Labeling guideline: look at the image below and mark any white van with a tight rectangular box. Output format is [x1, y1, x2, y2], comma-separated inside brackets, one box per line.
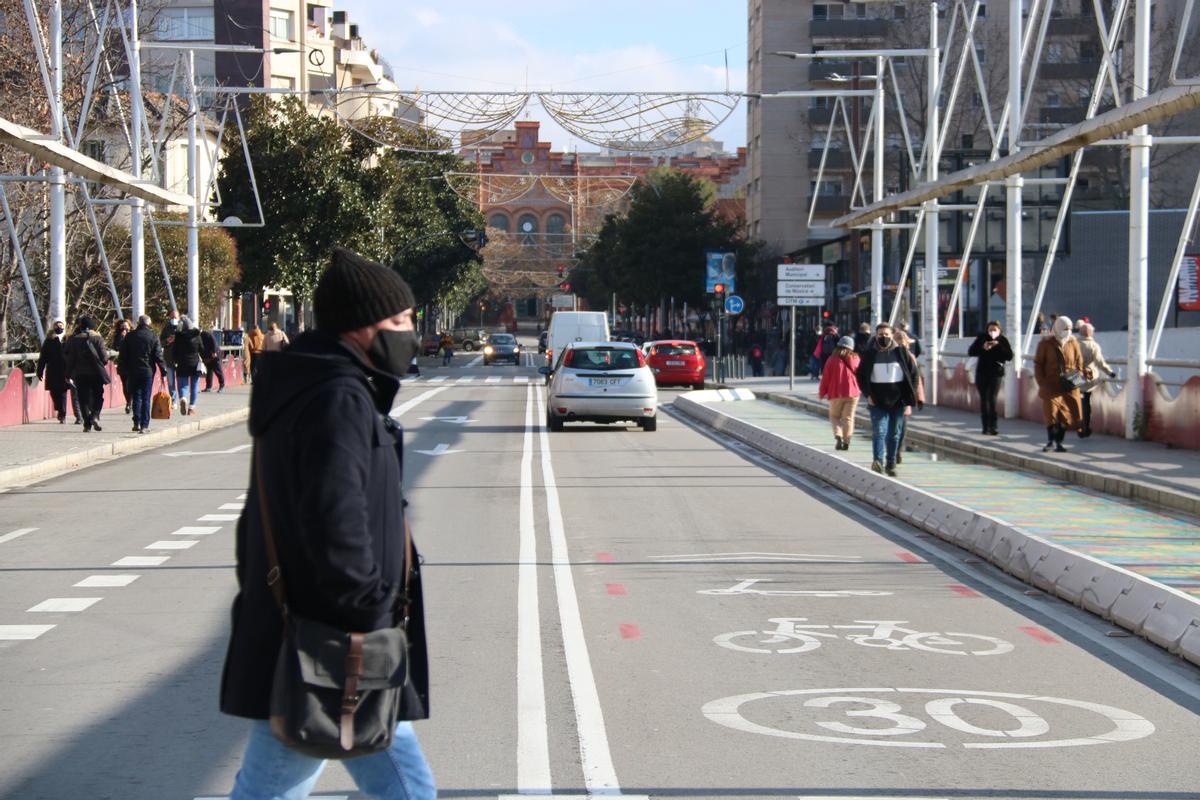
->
[546, 311, 610, 373]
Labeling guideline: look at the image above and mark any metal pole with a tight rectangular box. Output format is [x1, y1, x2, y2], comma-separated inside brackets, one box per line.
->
[186, 50, 200, 321]
[0, 185, 46, 342]
[716, 303, 723, 382]
[871, 55, 885, 327]
[48, 0, 66, 326]
[129, 0, 146, 318]
[923, 2, 940, 404]
[1004, 0, 1024, 419]
[788, 307, 796, 392]
[1126, 0, 1151, 438]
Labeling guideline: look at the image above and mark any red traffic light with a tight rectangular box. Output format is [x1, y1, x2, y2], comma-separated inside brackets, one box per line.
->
[561, 283, 571, 292]
[713, 282, 726, 295]
[557, 264, 565, 275]
[822, 310, 831, 318]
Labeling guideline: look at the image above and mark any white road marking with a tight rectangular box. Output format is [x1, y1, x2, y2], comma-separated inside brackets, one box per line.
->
[112, 555, 170, 567]
[429, 376, 447, 383]
[419, 416, 473, 424]
[486, 376, 501, 384]
[390, 386, 450, 418]
[28, 597, 102, 613]
[74, 575, 139, 588]
[514, 376, 530, 383]
[536, 386, 625, 794]
[198, 514, 239, 522]
[162, 444, 251, 458]
[218, 503, 244, 510]
[650, 551, 864, 563]
[413, 443, 462, 457]
[456, 376, 475, 384]
[0, 527, 38, 545]
[236, 493, 246, 500]
[146, 540, 198, 550]
[517, 384, 551, 793]
[0, 625, 56, 640]
[467, 354, 484, 366]
[172, 526, 221, 536]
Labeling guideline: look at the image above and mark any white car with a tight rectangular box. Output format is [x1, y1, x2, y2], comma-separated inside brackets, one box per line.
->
[540, 341, 658, 432]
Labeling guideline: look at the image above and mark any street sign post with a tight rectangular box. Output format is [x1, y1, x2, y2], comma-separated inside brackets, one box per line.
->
[777, 264, 826, 281]
[777, 297, 824, 307]
[777, 280, 825, 298]
[724, 294, 745, 315]
[775, 266, 825, 392]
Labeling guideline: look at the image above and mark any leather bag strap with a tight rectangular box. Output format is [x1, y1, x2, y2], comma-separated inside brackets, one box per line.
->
[253, 444, 289, 613]
[341, 633, 364, 751]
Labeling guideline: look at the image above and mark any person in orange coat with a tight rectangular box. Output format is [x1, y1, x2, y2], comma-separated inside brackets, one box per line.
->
[1033, 315, 1084, 452]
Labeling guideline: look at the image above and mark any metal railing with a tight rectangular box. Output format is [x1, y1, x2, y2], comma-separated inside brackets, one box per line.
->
[938, 351, 1200, 389]
[711, 355, 749, 383]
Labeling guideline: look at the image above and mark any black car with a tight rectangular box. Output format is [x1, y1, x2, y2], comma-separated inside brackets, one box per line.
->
[483, 333, 521, 365]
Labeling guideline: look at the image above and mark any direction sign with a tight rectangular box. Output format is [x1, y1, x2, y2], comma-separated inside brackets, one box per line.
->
[777, 280, 824, 298]
[778, 264, 826, 281]
[777, 297, 824, 307]
[724, 294, 745, 314]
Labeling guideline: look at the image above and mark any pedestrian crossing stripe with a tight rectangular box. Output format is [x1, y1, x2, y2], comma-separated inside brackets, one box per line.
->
[457, 377, 475, 384]
[0, 624, 55, 640]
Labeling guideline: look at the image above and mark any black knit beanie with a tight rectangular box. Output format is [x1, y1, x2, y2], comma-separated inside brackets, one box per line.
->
[314, 247, 416, 333]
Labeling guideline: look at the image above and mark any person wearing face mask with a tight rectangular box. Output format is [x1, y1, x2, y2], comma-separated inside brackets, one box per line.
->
[36, 320, 73, 424]
[220, 246, 434, 799]
[1033, 315, 1085, 452]
[1076, 321, 1116, 438]
[159, 310, 180, 406]
[856, 322, 919, 476]
[967, 320, 1014, 435]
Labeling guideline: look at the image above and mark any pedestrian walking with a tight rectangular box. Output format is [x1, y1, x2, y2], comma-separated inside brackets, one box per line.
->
[439, 331, 455, 366]
[748, 342, 765, 377]
[1076, 321, 1117, 438]
[36, 320, 74, 424]
[1033, 312, 1048, 334]
[262, 321, 290, 352]
[853, 322, 871, 355]
[1033, 315, 1085, 452]
[770, 344, 786, 377]
[856, 323, 919, 476]
[967, 320, 1014, 435]
[112, 319, 132, 414]
[160, 310, 180, 404]
[119, 315, 168, 433]
[892, 328, 924, 463]
[172, 316, 203, 416]
[220, 246, 434, 799]
[246, 324, 265, 379]
[819, 335, 861, 451]
[201, 326, 226, 393]
[64, 317, 110, 432]
[895, 322, 923, 361]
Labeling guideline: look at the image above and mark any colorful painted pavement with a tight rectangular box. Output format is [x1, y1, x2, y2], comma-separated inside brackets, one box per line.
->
[707, 400, 1200, 598]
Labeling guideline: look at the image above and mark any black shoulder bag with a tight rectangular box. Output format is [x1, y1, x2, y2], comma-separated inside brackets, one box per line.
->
[1056, 343, 1086, 393]
[255, 447, 413, 759]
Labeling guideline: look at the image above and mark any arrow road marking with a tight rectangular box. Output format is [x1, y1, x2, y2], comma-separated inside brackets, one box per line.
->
[0, 528, 38, 545]
[414, 443, 463, 457]
[419, 415, 474, 424]
[162, 444, 251, 458]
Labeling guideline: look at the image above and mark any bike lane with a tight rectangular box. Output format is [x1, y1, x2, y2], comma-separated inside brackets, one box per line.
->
[543, 396, 1200, 799]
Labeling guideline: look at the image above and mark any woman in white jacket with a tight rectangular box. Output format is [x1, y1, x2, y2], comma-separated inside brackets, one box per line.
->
[1076, 322, 1117, 438]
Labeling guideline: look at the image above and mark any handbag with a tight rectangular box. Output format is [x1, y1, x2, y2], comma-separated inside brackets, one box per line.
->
[255, 447, 413, 760]
[1056, 346, 1086, 393]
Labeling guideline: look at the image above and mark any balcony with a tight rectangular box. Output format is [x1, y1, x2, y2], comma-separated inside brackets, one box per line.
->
[1039, 105, 1088, 125]
[1041, 61, 1099, 80]
[808, 150, 852, 169]
[808, 195, 852, 216]
[1047, 16, 1094, 36]
[806, 61, 883, 83]
[810, 18, 891, 40]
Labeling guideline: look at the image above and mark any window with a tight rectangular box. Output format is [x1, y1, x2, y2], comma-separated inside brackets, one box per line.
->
[157, 7, 214, 40]
[82, 140, 105, 164]
[972, 92, 983, 108]
[269, 10, 294, 41]
[853, 3, 867, 17]
[1047, 43, 1064, 63]
[961, 134, 975, 149]
[1045, 92, 1061, 107]
[813, 4, 828, 19]
[893, 4, 906, 19]
[271, 75, 295, 90]
[488, 213, 509, 232]
[976, 46, 986, 64]
[546, 214, 566, 235]
[977, 2, 987, 16]
[811, 179, 841, 196]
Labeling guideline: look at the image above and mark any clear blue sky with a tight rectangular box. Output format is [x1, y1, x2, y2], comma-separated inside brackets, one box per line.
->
[332, 1, 748, 151]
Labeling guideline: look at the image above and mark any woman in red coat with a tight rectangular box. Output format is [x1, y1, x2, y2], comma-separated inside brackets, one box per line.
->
[818, 336, 861, 450]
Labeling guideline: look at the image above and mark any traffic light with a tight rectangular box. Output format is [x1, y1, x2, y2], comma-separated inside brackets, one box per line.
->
[822, 310, 831, 319]
[713, 282, 726, 298]
[557, 264, 565, 276]
[560, 283, 571, 293]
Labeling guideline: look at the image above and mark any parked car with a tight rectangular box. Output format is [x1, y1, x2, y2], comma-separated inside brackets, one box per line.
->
[645, 340, 706, 390]
[420, 333, 441, 356]
[538, 330, 549, 354]
[451, 328, 487, 351]
[483, 333, 521, 365]
[540, 341, 658, 432]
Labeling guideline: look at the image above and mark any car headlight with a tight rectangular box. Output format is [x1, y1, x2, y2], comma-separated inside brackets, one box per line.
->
[484, 346, 494, 354]
[513, 346, 520, 353]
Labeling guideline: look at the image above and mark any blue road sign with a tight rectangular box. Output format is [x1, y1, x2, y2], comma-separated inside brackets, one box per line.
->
[725, 294, 745, 314]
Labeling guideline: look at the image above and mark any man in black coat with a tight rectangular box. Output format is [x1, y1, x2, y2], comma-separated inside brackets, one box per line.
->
[200, 327, 225, 393]
[63, 317, 110, 432]
[119, 315, 167, 433]
[36, 320, 72, 423]
[220, 247, 434, 798]
[856, 322, 919, 475]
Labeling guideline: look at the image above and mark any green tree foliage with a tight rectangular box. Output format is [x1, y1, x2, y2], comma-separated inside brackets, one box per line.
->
[216, 98, 483, 311]
[577, 169, 760, 310]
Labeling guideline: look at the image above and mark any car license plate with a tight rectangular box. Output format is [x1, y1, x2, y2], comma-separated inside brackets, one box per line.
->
[666, 360, 685, 366]
[589, 377, 623, 387]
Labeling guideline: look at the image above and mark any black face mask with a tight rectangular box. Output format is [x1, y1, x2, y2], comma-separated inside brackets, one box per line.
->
[367, 329, 419, 377]
[878, 335, 892, 347]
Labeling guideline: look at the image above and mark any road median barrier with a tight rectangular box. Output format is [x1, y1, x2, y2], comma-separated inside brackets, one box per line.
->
[672, 392, 1200, 667]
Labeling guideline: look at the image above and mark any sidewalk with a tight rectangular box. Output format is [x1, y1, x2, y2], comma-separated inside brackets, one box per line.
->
[0, 386, 250, 490]
[717, 375, 1200, 517]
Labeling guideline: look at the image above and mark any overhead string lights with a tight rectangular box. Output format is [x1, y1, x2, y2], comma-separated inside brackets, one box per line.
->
[444, 173, 638, 208]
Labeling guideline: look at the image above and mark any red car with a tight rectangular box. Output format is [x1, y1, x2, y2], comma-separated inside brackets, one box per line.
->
[645, 340, 706, 390]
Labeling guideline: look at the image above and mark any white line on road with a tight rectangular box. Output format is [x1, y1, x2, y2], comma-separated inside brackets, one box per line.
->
[429, 376, 447, 383]
[112, 555, 170, 567]
[514, 376, 530, 383]
[218, 503, 244, 510]
[0, 527, 38, 545]
[413, 443, 463, 457]
[162, 444, 251, 458]
[467, 354, 484, 367]
[74, 575, 139, 588]
[486, 376, 501, 384]
[146, 540, 198, 550]
[172, 526, 222, 536]
[391, 386, 450, 418]
[536, 386, 625, 794]
[456, 376, 475, 384]
[236, 493, 246, 500]
[28, 597, 102, 613]
[0, 625, 55, 640]
[517, 384, 551, 793]
[198, 514, 239, 522]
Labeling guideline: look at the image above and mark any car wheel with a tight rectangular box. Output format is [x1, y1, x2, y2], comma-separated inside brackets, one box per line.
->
[639, 416, 657, 432]
[692, 383, 705, 391]
[547, 409, 564, 432]
[463, 342, 474, 351]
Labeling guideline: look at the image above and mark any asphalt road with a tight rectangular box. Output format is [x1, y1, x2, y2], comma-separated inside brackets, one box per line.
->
[1, 351, 1199, 799]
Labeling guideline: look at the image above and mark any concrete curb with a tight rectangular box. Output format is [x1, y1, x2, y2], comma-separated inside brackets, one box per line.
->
[762, 391, 1200, 519]
[0, 407, 249, 491]
[673, 393, 1200, 667]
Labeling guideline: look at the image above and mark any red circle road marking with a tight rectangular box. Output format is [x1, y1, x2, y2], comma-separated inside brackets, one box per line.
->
[896, 551, 923, 563]
[947, 584, 982, 597]
[619, 623, 641, 639]
[1019, 625, 1062, 644]
[606, 583, 627, 596]
[595, 552, 614, 563]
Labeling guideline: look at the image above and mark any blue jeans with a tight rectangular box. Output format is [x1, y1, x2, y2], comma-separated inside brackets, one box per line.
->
[869, 404, 906, 465]
[130, 374, 154, 429]
[231, 720, 435, 800]
[177, 370, 200, 406]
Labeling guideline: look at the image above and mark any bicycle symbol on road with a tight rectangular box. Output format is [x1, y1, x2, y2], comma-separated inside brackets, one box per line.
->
[714, 617, 1014, 656]
[697, 579, 893, 599]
